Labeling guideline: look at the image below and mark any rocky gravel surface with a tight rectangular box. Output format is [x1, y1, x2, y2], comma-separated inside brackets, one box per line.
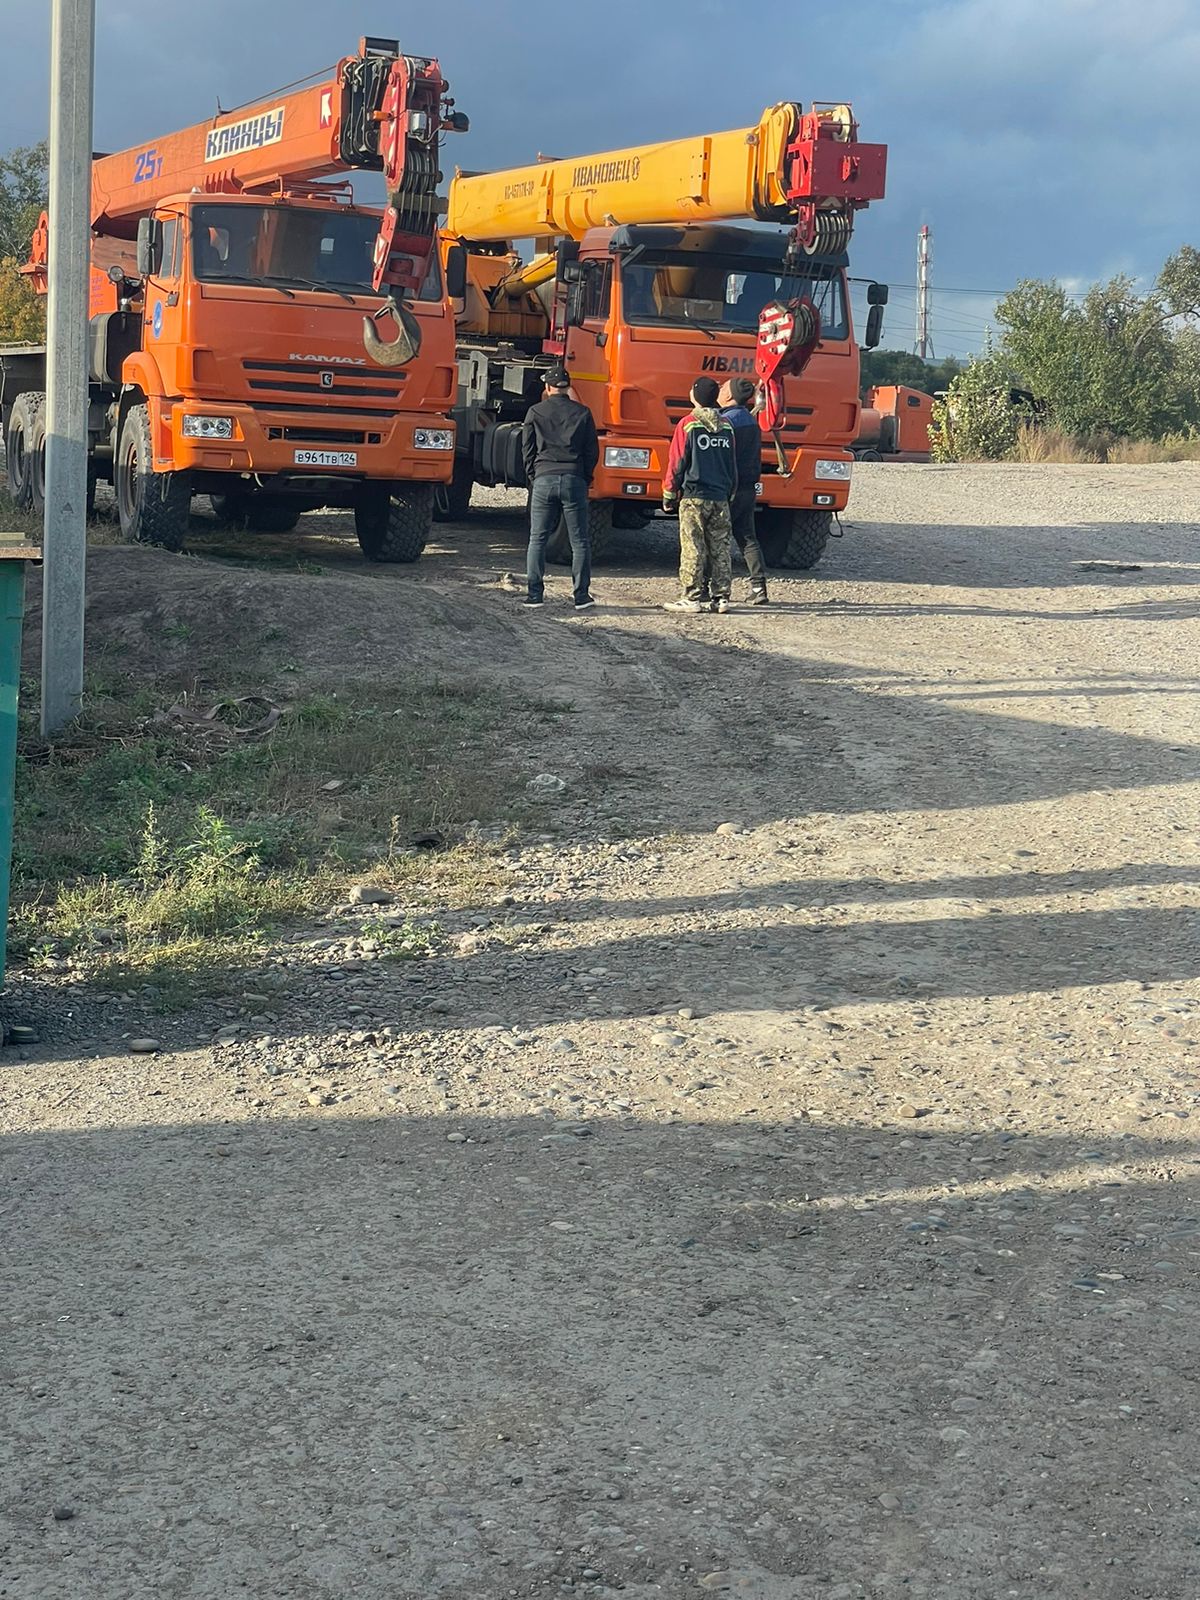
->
[3, 463, 1200, 1598]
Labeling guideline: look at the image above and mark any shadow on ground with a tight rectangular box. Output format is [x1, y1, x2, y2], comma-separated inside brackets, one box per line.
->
[3, 1110, 1197, 1599]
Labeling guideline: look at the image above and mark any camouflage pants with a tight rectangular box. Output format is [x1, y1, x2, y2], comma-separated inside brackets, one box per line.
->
[678, 498, 733, 602]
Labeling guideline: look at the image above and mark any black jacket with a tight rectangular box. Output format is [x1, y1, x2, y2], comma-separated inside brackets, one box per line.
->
[522, 394, 600, 484]
[721, 404, 762, 500]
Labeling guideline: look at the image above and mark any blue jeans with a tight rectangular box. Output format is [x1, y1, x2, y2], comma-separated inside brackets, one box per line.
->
[527, 473, 591, 602]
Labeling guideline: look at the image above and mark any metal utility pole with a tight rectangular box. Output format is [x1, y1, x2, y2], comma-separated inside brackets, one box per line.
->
[41, 0, 96, 736]
[914, 224, 934, 361]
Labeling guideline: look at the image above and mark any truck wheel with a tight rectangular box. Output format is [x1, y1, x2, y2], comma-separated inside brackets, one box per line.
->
[6, 392, 47, 514]
[355, 482, 431, 563]
[432, 457, 474, 522]
[612, 501, 654, 530]
[757, 507, 831, 570]
[116, 403, 190, 551]
[210, 493, 301, 534]
[547, 497, 614, 565]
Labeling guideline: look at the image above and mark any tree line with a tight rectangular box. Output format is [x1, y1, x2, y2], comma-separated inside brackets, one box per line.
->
[0, 141, 47, 343]
[932, 247, 1200, 460]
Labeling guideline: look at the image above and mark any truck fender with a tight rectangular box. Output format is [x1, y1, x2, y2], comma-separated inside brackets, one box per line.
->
[115, 352, 172, 464]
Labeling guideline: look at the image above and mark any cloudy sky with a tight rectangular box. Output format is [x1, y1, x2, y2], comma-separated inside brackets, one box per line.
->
[5, 0, 1199, 355]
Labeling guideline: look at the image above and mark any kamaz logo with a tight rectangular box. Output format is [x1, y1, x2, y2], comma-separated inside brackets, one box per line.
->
[288, 353, 367, 366]
[205, 107, 286, 163]
[572, 156, 641, 187]
[701, 355, 757, 373]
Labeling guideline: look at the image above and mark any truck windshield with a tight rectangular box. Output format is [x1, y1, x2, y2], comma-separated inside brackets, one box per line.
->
[190, 203, 441, 300]
[621, 252, 848, 341]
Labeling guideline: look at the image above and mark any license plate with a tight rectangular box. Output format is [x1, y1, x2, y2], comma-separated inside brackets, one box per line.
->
[294, 449, 357, 468]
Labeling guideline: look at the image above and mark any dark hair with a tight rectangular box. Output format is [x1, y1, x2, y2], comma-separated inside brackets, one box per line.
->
[692, 377, 720, 407]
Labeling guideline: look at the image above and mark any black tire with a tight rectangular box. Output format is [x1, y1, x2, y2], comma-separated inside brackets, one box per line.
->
[209, 493, 300, 533]
[247, 498, 301, 534]
[611, 501, 655, 531]
[432, 457, 474, 522]
[116, 403, 190, 550]
[6, 392, 46, 513]
[757, 507, 831, 570]
[355, 482, 432, 563]
[547, 496, 614, 566]
[209, 493, 249, 529]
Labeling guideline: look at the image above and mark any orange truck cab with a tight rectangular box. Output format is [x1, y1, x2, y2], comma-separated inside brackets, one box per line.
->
[854, 384, 933, 461]
[113, 192, 455, 547]
[449, 223, 882, 570]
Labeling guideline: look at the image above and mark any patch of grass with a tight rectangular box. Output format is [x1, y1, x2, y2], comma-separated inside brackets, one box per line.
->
[12, 673, 523, 1001]
[0, 490, 40, 542]
[1011, 424, 1102, 464]
[359, 915, 441, 959]
[1106, 432, 1200, 464]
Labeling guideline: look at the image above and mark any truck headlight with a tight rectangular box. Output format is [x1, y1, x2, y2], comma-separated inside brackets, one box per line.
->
[814, 458, 852, 480]
[605, 446, 651, 469]
[181, 415, 234, 440]
[414, 428, 454, 450]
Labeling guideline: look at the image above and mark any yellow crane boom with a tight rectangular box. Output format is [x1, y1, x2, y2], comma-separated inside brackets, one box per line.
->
[446, 103, 886, 255]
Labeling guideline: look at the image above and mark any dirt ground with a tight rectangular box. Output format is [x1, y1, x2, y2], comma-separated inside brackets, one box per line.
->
[3, 463, 1200, 1599]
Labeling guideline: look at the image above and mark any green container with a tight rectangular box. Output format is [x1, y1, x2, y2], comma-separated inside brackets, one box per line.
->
[0, 544, 40, 984]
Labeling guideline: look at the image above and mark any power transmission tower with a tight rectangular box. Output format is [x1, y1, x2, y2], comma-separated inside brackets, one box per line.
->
[914, 225, 934, 361]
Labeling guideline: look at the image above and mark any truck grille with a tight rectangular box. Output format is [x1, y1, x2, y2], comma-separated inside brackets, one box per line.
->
[242, 359, 406, 401]
[265, 425, 380, 446]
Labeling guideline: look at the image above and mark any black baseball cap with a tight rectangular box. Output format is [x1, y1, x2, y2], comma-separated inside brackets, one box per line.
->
[544, 366, 571, 389]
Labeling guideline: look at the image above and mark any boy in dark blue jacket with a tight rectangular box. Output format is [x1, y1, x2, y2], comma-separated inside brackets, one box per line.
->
[662, 377, 737, 612]
[719, 377, 769, 604]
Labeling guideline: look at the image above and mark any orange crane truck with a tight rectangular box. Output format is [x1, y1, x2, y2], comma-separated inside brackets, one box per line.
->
[439, 103, 887, 569]
[0, 37, 470, 561]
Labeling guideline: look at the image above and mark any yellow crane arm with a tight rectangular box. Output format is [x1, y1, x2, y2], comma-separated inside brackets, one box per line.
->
[445, 103, 885, 251]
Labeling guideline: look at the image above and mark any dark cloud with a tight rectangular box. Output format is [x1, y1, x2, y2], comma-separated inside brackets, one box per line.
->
[5, 0, 1197, 354]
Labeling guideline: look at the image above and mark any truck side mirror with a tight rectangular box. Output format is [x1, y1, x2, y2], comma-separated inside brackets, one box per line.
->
[561, 261, 585, 285]
[136, 216, 163, 277]
[445, 242, 467, 300]
[867, 282, 889, 306]
[556, 237, 580, 276]
[865, 304, 885, 348]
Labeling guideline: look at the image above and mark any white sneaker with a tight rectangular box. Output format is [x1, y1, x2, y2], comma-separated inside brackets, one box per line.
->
[663, 598, 702, 613]
[713, 597, 731, 614]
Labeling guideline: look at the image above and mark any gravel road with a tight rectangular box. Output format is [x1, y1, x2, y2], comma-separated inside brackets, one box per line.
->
[3, 463, 1199, 1599]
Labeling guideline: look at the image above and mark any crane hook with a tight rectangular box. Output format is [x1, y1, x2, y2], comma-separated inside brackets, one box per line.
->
[362, 299, 422, 367]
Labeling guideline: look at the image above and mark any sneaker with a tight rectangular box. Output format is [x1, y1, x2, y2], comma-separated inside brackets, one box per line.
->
[713, 597, 731, 614]
[663, 598, 702, 613]
[574, 595, 597, 610]
[750, 588, 770, 606]
[523, 594, 544, 607]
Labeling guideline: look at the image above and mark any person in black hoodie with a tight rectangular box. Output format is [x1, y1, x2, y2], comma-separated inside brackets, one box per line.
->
[521, 367, 600, 609]
[719, 376, 769, 605]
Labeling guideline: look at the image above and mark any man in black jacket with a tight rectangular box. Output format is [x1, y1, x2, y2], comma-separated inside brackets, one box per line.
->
[719, 376, 769, 605]
[522, 368, 600, 609]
